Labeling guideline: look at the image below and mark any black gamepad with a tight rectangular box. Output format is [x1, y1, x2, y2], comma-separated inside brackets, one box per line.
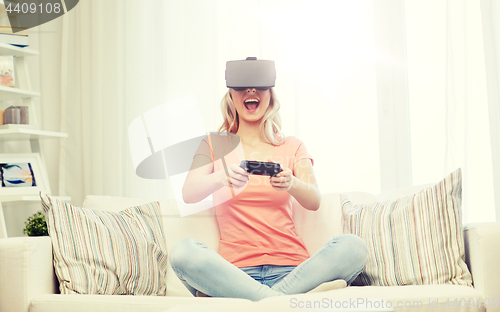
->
[240, 160, 283, 177]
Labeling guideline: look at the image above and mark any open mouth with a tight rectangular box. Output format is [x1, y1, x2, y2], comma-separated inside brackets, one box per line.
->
[244, 98, 260, 112]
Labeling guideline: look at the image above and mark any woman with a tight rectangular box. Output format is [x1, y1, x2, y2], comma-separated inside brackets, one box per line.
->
[169, 59, 367, 301]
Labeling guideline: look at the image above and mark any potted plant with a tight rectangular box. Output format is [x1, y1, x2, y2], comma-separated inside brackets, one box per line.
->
[23, 211, 48, 236]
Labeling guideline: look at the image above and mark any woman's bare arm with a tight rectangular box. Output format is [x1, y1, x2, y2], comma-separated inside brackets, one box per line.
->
[271, 158, 320, 210]
[182, 155, 225, 204]
[182, 155, 249, 204]
[290, 158, 321, 210]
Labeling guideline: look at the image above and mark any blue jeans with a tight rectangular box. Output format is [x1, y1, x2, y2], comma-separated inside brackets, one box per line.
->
[169, 234, 367, 301]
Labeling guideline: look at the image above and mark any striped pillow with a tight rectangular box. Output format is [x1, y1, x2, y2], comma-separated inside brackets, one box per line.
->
[341, 168, 472, 286]
[40, 192, 168, 295]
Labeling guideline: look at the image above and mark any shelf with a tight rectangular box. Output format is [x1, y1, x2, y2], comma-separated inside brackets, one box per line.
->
[0, 42, 38, 57]
[0, 195, 71, 203]
[0, 128, 68, 140]
[0, 85, 40, 101]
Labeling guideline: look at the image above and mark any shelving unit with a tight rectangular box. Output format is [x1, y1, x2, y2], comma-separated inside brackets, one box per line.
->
[0, 41, 69, 238]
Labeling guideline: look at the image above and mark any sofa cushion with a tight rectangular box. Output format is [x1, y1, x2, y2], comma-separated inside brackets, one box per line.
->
[82, 195, 220, 297]
[290, 184, 435, 257]
[341, 168, 472, 287]
[40, 193, 168, 295]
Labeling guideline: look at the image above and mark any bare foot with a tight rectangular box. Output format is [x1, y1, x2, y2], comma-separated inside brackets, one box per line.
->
[196, 290, 211, 297]
[307, 279, 347, 293]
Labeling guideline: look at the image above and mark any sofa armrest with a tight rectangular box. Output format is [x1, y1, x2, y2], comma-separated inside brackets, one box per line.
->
[464, 222, 500, 301]
[0, 237, 58, 312]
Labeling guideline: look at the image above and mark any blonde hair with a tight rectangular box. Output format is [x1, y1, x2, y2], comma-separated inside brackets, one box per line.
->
[218, 88, 285, 145]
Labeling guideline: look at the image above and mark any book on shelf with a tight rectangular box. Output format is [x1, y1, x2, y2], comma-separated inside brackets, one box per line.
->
[0, 26, 28, 36]
[0, 33, 28, 47]
[0, 26, 28, 47]
[0, 55, 15, 87]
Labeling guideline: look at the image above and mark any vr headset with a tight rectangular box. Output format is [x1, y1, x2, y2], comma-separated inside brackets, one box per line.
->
[225, 57, 276, 91]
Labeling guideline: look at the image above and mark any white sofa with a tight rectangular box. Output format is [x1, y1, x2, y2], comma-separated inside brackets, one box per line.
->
[1, 183, 499, 312]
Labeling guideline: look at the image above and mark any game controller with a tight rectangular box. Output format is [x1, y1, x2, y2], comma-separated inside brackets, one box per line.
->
[240, 160, 283, 177]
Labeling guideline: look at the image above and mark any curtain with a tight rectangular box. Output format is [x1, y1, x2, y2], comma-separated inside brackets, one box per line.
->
[405, 0, 497, 223]
[479, 0, 500, 222]
[59, 0, 171, 205]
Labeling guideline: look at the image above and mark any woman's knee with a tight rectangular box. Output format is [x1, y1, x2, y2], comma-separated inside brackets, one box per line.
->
[168, 238, 203, 269]
[332, 234, 368, 267]
[345, 234, 368, 267]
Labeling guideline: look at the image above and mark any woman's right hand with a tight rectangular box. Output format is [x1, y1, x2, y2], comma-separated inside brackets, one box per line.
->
[224, 164, 250, 189]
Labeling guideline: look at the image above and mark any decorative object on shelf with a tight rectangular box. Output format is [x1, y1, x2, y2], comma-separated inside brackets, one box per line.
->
[0, 153, 48, 196]
[23, 210, 48, 236]
[3, 105, 27, 124]
[0, 55, 15, 87]
[4, 105, 20, 123]
[18, 105, 28, 123]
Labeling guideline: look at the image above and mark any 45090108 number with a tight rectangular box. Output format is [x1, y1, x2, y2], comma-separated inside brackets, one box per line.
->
[6, 2, 62, 14]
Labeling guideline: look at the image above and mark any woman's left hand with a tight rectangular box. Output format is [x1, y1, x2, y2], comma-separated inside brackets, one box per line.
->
[270, 167, 294, 192]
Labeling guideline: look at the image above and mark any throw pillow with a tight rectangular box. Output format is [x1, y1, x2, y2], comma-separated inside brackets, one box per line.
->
[341, 168, 472, 287]
[40, 192, 168, 295]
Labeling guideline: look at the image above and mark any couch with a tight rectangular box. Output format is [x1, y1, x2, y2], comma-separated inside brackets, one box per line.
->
[0, 182, 499, 312]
